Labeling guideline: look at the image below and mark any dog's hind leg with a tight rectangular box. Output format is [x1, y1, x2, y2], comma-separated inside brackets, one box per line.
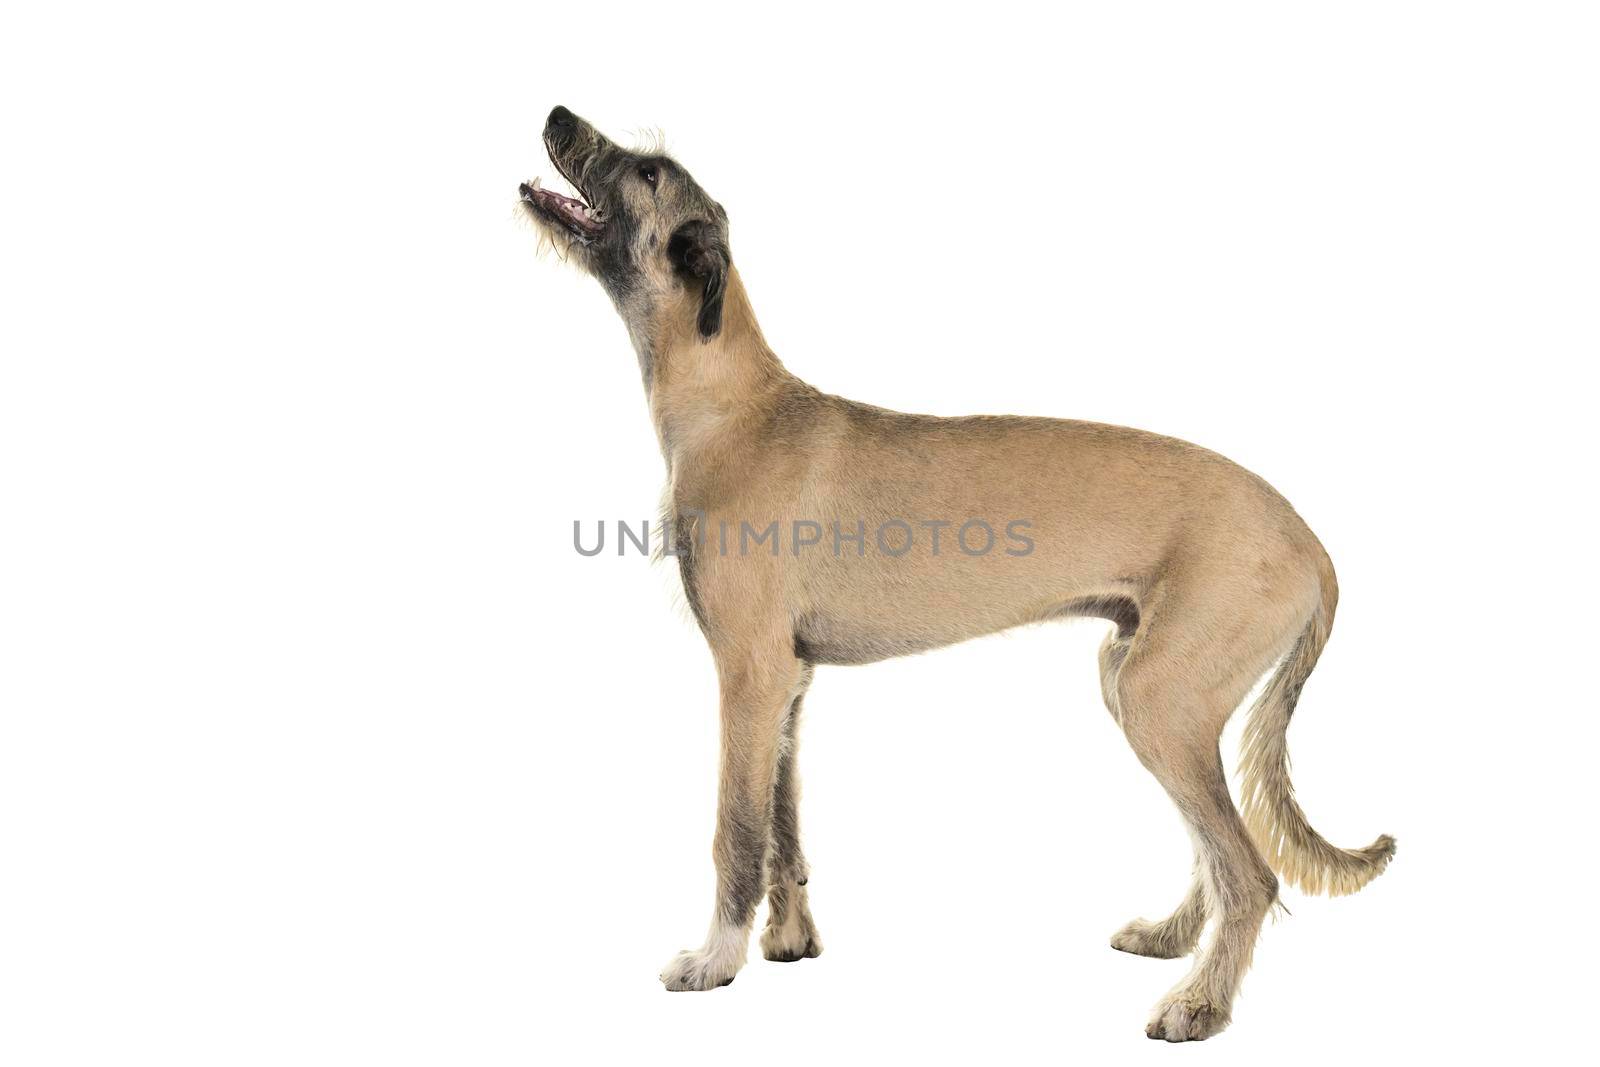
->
[1100, 630, 1210, 959]
[760, 674, 823, 963]
[1112, 577, 1308, 1041]
[660, 633, 807, 992]
[1103, 644, 1210, 961]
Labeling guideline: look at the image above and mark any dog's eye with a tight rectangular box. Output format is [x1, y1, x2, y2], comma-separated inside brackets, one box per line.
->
[639, 164, 658, 185]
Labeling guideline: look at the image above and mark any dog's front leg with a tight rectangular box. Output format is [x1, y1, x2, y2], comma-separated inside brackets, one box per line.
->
[660, 638, 806, 991]
[760, 673, 823, 963]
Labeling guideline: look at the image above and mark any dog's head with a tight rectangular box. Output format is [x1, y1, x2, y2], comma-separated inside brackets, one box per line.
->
[520, 106, 730, 342]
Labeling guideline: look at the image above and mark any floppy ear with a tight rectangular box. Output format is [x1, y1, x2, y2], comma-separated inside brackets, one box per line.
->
[667, 220, 729, 340]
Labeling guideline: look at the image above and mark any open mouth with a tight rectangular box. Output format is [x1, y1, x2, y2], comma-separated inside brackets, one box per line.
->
[519, 149, 605, 243]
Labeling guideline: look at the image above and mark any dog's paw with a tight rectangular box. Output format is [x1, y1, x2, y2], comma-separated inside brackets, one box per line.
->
[1144, 994, 1230, 1042]
[760, 922, 822, 963]
[1110, 918, 1193, 959]
[760, 881, 823, 963]
[659, 948, 740, 992]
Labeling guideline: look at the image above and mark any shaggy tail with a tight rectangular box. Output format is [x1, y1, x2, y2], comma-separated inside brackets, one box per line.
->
[1238, 557, 1396, 896]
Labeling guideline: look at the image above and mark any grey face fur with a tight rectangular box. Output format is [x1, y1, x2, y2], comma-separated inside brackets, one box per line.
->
[520, 106, 730, 382]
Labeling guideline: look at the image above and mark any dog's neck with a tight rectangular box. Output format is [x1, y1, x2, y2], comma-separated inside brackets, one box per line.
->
[643, 268, 795, 482]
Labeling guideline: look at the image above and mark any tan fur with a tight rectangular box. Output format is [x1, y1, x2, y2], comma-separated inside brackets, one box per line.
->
[1238, 564, 1397, 896]
[522, 108, 1394, 1040]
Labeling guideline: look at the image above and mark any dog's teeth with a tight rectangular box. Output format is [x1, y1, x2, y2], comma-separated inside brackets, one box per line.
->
[530, 176, 542, 189]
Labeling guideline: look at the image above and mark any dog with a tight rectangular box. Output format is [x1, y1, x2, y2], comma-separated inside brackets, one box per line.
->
[519, 105, 1394, 1041]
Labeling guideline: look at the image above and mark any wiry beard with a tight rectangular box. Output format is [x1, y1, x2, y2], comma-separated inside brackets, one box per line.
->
[515, 198, 595, 272]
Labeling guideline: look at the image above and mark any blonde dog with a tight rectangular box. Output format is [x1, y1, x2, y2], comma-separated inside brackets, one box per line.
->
[519, 105, 1394, 1041]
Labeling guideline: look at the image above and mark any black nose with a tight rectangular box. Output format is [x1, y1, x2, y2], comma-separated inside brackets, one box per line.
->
[546, 106, 576, 137]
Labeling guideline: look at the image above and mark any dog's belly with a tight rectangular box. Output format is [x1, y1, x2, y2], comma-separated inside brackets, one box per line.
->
[791, 592, 1139, 667]
[791, 613, 958, 666]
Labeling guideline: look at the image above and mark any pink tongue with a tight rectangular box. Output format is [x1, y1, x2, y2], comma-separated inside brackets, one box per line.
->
[531, 185, 601, 232]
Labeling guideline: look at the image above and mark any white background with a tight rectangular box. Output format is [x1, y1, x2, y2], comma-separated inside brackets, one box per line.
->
[3, 2, 1596, 1063]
